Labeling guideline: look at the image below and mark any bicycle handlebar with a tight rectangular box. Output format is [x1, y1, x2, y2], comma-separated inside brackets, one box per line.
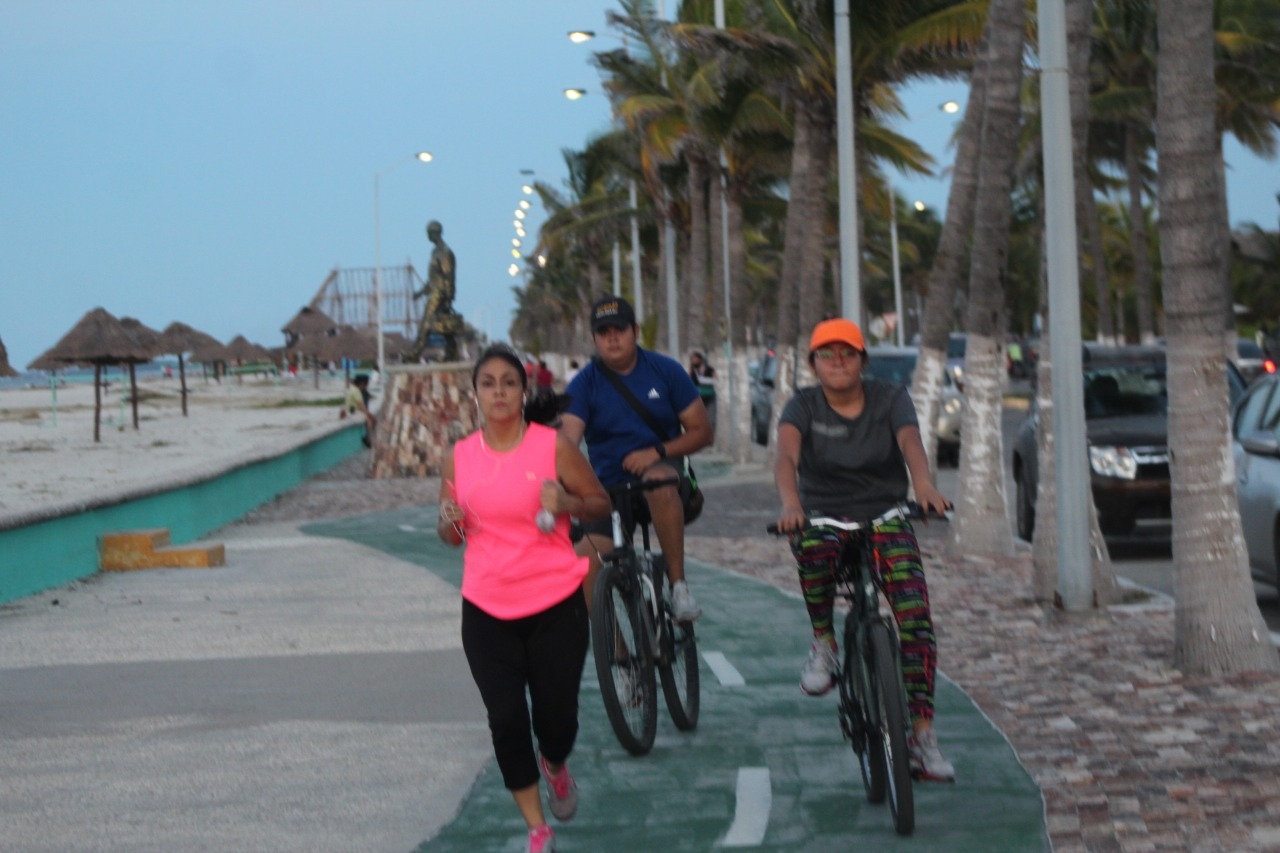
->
[765, 501, 951, 535]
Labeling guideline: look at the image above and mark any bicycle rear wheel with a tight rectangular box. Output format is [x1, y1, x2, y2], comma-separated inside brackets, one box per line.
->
[869, 620, 914, 835]
[591, 557, 658, 756]
[841, 619, 886, 804]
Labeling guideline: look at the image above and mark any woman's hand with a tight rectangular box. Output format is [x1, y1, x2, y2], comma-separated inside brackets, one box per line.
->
[914, 485, 953, 519]
[541, 479, 571, 515]
[439, 497, 465, 525]
[777, 502, 807, 534]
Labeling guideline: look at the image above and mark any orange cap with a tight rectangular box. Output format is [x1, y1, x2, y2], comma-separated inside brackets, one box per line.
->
[808, 318, 865, 353]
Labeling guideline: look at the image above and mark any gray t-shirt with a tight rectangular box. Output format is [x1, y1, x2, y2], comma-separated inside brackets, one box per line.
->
[778, 379, 918, 520]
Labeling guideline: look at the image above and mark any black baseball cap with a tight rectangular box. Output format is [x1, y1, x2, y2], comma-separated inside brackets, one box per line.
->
[591, 295, 637, 333]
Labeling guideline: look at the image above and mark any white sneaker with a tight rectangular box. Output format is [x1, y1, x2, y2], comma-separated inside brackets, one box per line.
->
[908, 728, 956, 782]
[670, 580, 702, 622]
[800, 641, 838, 695]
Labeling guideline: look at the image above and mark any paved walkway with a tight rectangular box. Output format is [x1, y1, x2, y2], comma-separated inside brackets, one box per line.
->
[4, 452, 1280, 851]
[307, 508, 1045, 851]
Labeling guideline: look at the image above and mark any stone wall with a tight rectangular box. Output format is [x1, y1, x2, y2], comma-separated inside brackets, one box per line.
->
[370, 363, 476, 478]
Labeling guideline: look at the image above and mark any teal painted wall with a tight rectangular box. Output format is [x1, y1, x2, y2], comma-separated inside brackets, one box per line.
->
[0, 425, 364, 604]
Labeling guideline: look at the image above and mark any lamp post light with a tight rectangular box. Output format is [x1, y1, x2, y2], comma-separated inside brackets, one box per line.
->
[374, 151, 432, 373]
[563, 88, 587, 100]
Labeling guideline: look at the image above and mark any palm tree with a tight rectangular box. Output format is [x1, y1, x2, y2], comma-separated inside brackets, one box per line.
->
[1157, 0, 1278, 675]
[950, 0, 1024, 557]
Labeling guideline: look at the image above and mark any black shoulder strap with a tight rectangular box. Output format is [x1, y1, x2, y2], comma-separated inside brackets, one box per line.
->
[592, 355, 673, 443]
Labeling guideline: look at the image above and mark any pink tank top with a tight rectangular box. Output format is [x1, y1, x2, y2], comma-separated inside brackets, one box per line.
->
[453, 422, 588, 619]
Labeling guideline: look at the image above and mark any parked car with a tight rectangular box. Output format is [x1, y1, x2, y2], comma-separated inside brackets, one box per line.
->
[1231, 372, 1280, 588]
[1011, 344, 1247, 540]
[748, 344, 965, 465]
[1235, 338, 1273, 384]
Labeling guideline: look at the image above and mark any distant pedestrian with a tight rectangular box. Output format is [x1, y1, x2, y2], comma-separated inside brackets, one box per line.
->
[689, 351, 717, 433]
[341, 374, 375, 447]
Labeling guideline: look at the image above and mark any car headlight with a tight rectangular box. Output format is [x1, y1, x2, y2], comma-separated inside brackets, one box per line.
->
[1089, 446, 1138, 479]
[943, 397, 962, 415]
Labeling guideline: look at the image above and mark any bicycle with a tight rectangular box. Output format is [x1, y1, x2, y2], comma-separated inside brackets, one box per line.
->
[768, 501, 943, 836]
[590, 477, 700, 756]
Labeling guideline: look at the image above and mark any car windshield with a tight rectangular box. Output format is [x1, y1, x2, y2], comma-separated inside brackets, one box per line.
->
[1083, 364, 1167, 418]
[947, 336, 966, 359]
[1238, 339, 1263, 358]
[864, 354, 917, 386]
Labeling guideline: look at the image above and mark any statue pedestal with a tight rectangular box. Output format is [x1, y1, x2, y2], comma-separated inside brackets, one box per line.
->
[370, 363, 476, 478]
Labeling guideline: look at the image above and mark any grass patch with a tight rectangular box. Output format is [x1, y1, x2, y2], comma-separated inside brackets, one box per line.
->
[257, 398, 344, 409]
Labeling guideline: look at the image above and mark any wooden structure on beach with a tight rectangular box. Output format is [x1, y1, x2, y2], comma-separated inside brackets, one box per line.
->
[308, 264, 425, 343]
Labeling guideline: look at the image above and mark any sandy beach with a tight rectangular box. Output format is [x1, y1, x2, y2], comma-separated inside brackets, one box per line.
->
[0, 371, 362, 527]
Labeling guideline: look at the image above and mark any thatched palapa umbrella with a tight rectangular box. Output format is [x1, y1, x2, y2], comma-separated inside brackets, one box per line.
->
[282, 306, 338, 349]
[0, 335, 18, 378]
[157, 321, 222, 416]
[119, 317, 164, 430]
[221, 335, 274, 383]
[33, 307, 154, 442]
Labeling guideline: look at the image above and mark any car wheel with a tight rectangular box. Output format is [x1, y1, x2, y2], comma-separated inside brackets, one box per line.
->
[1015, 469, 1035, 541]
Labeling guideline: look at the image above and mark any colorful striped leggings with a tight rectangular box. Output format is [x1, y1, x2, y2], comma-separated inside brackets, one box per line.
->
[791, 517, 937, 723]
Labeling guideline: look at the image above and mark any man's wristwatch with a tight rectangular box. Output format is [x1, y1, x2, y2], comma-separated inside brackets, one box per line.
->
[653, 443, 666, 459]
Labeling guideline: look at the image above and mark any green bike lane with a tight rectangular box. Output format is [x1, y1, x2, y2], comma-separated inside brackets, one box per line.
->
[306, 508, 1047, 852]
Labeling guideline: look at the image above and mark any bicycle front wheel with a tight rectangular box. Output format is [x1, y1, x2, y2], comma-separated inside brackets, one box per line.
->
[652, 556, 699, 731]
[591, 558, 658, 756]
[869, 620, 914, 835]
[842, 619, 886, 804]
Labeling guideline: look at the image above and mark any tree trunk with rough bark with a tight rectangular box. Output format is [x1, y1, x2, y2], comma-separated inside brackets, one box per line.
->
[685, 155, 710, 353]
[1158, 0, 1279, 676]
[912, 36, 989, 474]
[954, 0, 1023, 557]
[1126, 123, 1157, 344]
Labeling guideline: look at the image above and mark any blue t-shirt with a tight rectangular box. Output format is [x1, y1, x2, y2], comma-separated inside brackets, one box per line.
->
[565, 349, 700, 487]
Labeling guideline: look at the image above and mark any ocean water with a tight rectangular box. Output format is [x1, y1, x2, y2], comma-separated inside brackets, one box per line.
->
[0, 360, 180, 392]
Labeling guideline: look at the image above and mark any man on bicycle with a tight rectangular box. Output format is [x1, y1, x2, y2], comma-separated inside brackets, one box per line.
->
[562, 295, 713, 623]
[773, 318, 956, 782]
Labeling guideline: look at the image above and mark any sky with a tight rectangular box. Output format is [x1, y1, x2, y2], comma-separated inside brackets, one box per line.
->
[2, 1, 1276, 371]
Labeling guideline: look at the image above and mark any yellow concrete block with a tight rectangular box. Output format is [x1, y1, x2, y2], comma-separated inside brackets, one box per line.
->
[99, 528, 224, 571]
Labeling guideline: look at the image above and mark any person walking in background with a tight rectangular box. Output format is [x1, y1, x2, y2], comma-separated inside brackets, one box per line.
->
[438, 344, 610, 853]
[772, 318, 957, 782]
[340, 373, 375, 447]
[689, 351, 717, 434]
[536, 359, 555, 401]
[562, 295, 713, 622]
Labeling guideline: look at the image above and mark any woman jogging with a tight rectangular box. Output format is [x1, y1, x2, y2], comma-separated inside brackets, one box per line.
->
[438, 344, 611, 852]
[773, 318, 956, 782]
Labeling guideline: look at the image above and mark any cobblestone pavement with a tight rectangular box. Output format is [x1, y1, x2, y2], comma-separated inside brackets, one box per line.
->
[237, 453, 1280, 852]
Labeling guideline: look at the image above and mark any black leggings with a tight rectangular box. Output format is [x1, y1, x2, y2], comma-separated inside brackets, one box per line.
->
[461, 589, 589, 791]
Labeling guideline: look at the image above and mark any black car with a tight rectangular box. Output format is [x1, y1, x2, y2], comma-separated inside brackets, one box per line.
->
[1012, 345, 1247, 540]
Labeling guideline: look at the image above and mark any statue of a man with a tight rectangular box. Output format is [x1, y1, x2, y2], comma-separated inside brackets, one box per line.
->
[409, 220, 461, 361]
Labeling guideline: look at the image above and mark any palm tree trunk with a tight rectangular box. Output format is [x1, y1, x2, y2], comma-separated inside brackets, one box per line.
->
[685, 155, 710, 352]
[912, 33, 989, 474]
[709, 162, 725, 353]
[778, 97, 826, 351]
[727, 181, 749, 348]
[1157, 0, 1278, 676]
[797, 99, 834, 340]
[953, 0, 1024, 558]
[1067, 0, 1116, 344]
[1125, 123, 1157, 343]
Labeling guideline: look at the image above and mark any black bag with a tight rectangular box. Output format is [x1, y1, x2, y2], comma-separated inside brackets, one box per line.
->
[594, 357, 705, 525]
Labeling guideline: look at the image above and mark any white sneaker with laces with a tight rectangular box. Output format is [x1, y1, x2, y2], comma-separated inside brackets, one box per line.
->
[800, 641, 838, 695]
[670, 580, 702, 622]
[908, 727, 956, 782]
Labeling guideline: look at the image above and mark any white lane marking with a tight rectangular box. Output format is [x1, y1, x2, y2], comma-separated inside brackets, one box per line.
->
[701, 651, 745, 686]
[720, 767, 772, 847]
[398, 524, 417, 532]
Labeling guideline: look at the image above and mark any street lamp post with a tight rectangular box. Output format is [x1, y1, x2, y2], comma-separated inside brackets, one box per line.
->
[374, 151, 432, 373]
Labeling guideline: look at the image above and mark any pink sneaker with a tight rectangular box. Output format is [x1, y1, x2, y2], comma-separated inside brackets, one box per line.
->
[538, 753, 579, 821]
[527, 824, 557, 853]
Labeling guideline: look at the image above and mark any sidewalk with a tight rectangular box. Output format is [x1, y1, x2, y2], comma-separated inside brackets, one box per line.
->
[4, 451, 1280, 851]
[0, 517, 490, 852]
